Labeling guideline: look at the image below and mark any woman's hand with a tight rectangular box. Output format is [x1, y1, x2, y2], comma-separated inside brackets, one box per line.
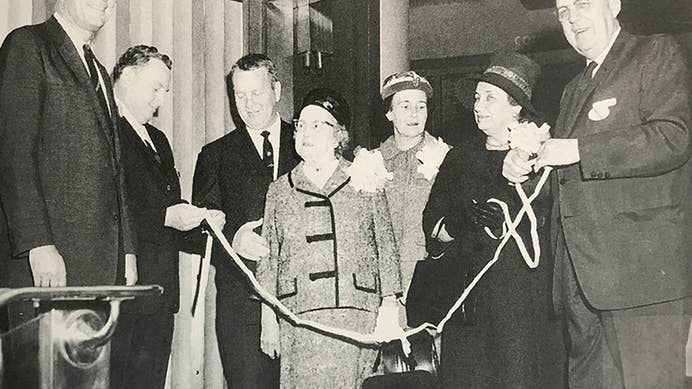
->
[260, 303, 280, 359]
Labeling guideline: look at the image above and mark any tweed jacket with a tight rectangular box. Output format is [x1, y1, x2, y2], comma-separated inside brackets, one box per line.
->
[257, 159, 402, 315]
[377, 132, 439, 291]
[0, 17, 134, 286]
[552, 30, 691, 310]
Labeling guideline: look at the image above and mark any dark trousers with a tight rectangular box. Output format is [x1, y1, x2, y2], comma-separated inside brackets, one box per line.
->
[215, 284, 279, 389]
[559, 242, 690, 389]
[110, 311, 174, 389]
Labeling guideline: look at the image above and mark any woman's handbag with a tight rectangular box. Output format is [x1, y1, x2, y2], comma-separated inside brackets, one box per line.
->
[362, 331, 440, 389]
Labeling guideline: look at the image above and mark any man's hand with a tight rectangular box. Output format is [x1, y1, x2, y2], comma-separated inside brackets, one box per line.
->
[502, 148, 534, 184]
[206, 209, 226, 231]
[164, 203, 207, 231]
[29, 245, 67, 287]
[125, 254, 138, 286]
[260, 303, 280, 359]
[232, 219, 269, 261]
[535, 139, 580, 171]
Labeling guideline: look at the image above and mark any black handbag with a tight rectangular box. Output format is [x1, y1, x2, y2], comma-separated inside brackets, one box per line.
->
[363, 331, 440, 389]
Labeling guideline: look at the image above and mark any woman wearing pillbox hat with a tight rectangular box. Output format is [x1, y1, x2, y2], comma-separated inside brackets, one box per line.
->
[256, 88, 403, 388]
[422, 52, 566, 388]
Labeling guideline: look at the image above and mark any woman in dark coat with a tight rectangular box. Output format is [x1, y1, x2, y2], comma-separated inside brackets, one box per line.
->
[256, 88, 402, 389]
[422, 52, 565, 388]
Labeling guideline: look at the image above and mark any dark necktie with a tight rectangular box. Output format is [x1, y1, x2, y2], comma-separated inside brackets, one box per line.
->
[144, 139, 162, 164]
[261, 130, 274, 176]
[576, 61, 598, 94]
[83, 44, 111, 118]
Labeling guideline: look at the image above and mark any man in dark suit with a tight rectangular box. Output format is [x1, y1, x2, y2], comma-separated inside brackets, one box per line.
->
[0, 0, 136, 291]
[504, 0, 691, 387]
[108, 45, 226, 389]
[192, 53, 299, 389]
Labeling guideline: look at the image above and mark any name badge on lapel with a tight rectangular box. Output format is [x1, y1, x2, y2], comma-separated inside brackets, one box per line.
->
[588, 97, 617, 121]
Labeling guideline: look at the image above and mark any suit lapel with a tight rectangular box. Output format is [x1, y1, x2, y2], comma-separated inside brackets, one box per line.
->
[565, 31, 631, 137]
[119, 117, 162, 169]
[45, 17, 115, 148]
[278, 120, 298, 176]
[235, 125, 268, 174]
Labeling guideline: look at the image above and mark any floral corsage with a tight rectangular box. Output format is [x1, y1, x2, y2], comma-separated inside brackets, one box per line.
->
[346, 148, 393, 193]
[508, 121, 551, 155]
[415, 136, 451, 181]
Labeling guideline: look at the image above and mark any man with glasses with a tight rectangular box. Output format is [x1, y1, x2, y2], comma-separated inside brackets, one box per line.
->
[192, 53, 299, 389]
[504, 0, 691, 387]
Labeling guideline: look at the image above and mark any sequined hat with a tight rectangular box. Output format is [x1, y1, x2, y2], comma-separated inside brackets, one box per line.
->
[381, 70, 433, 100]
[460, 52, 541, 115]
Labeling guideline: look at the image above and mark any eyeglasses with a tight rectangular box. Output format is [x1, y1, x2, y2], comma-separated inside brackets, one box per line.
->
[555, 0, 592, 22]
[293, 119, 336, 132]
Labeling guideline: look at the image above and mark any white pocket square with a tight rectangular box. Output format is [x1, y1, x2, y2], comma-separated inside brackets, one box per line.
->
[588, 97, 617, 121]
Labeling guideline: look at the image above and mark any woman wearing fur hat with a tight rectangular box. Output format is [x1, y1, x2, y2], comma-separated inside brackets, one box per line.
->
[256, 88, 403, 388]
[423, 52, 565, 388]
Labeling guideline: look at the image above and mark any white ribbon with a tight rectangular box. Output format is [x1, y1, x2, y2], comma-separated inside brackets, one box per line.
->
[197, 166, 551, 345]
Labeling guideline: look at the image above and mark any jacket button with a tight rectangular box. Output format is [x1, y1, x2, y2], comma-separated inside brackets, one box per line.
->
[559, 177, 567, 185]
[113, 214, 119, 221]
[166, 184, 172, 191]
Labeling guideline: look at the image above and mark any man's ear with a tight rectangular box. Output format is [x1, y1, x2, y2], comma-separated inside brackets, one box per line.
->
[273, 81, 282, 102]
[385, 110, 394, 122]
[608, 0, 621, 18]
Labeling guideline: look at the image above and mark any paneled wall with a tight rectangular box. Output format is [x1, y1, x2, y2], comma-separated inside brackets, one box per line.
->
[0, 1, 245, 388]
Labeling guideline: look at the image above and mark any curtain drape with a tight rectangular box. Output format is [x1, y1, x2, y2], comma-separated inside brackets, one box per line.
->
[0, 1, 244, 388]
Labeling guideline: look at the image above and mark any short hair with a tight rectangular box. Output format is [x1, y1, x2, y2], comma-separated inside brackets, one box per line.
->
[112, 45, 172, 82]
[229, 53, 280, 88]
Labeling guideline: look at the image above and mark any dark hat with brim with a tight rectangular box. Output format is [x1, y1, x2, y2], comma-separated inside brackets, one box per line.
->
[300, 87, 351, 128]
[456, 52, 541, 116]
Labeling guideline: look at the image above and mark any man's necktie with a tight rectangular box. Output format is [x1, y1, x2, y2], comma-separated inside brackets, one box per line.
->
[576, 61, 598, 93]
[83, 44, 111, 118]
[144, 139, 162, 164]
[261, 130, 274, 175]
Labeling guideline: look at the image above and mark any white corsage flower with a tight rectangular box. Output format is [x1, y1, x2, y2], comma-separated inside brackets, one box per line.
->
[415, 137, 451, 181]
[347, 148, 393, 193]
[508, 121, 551, 155]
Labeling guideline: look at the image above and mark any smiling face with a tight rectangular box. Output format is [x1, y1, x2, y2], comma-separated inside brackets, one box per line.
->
[294, 105, 341, 164]
[232, 67, 281, 130]
[386, 89, 428, 141]
[555, 0, 621, 61]
[60, 0, 115, 33]
[119, 58, 171, 125]
[473, 82, 521, 138]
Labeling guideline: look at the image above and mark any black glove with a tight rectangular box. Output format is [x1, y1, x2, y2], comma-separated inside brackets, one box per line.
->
[470, 200, 505, 231]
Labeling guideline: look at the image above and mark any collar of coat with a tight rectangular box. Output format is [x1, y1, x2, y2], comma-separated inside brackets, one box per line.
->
[378, 131, 433, 161]
[288, 158, 352, 198]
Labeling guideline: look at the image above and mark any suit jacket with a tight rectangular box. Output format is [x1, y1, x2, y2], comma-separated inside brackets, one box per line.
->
[119, 117, 187, 313]
[257, 160, 402, 315]
[192, 121, 300, 293]
[552, 30, 691, 310]
[0, 17, 135, 286]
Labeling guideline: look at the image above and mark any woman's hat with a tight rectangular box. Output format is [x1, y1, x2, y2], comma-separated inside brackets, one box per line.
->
[300, 88, 351, 128]
[457, 52, 541, 115]
[381, 70, 433, 100]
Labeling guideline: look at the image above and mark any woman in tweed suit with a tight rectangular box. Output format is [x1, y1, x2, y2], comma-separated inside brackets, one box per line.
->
[256, 88, 402, 388]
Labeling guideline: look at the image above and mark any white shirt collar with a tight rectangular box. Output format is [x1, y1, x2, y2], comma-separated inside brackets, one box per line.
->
[588, 26, 621, 77]
[54, 13, 91, 59]
[115, 97, 157, 151]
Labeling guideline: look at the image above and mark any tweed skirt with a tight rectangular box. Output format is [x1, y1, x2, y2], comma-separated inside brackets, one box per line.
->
[279, 308, 378, 389]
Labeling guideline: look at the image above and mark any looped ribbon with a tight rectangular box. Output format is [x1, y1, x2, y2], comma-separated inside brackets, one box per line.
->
[194, 166, 552, 346]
